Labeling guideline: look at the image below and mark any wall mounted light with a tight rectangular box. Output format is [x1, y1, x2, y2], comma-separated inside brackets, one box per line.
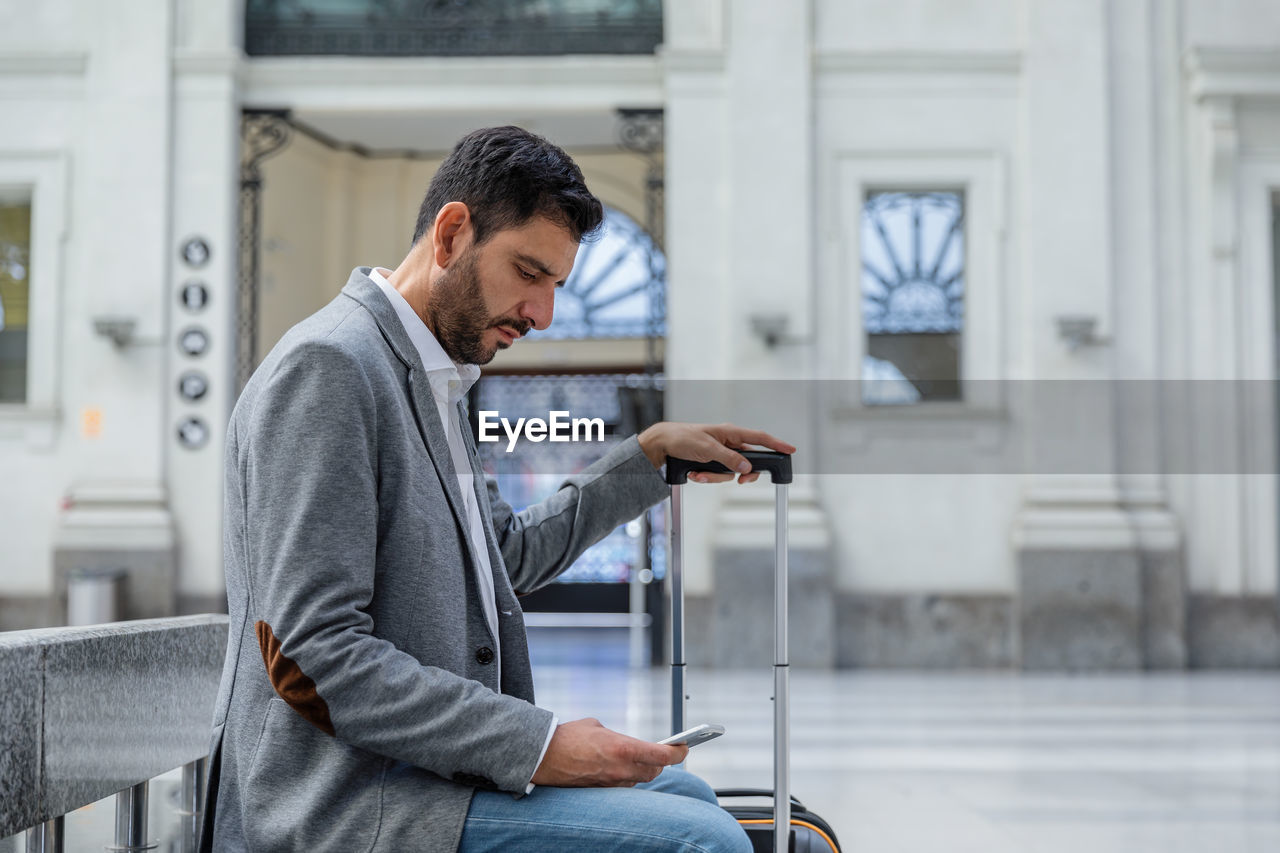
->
[92, 316, 137, 348]
[749, 312, 808, 348]
[1055, 315, 1109, 352]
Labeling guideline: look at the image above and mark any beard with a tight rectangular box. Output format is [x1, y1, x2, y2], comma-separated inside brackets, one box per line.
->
[426, 249, 530, 365]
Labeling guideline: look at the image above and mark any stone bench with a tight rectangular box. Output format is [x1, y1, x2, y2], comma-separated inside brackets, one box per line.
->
[0, 615, 229, 851]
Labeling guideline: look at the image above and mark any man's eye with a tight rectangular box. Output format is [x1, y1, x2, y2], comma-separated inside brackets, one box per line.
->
[519, 268, 536, 280]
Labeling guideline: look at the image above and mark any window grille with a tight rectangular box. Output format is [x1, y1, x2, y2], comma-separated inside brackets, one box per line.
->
[244, 0, 664, 57]
[528, 205, 666, 341]
[861, 190, 964, 403]
[472, 373, 665, 584]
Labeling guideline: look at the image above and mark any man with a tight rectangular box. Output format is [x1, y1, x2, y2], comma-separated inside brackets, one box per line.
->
[202, 126, 793, 852]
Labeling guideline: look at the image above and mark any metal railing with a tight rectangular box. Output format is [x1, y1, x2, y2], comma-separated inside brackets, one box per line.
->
[244, 0, 663, 57]
[0, 615, 229, 852]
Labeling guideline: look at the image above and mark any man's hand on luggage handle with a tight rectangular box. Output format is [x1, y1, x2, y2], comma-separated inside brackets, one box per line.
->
[638, 422, 796, 484]
[530, 717, 689, 788]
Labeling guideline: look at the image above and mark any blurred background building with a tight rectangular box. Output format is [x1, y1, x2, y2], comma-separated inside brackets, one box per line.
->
[1, 0, 1279, 672]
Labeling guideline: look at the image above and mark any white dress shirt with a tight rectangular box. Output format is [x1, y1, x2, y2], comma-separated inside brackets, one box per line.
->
[368, 268, 556, 789]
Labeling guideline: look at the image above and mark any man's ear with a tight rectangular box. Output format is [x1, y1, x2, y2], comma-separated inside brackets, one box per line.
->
[432, 202, 473, 268]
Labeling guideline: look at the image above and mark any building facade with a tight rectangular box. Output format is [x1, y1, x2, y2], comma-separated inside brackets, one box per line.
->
[2, 0, 1279, 669]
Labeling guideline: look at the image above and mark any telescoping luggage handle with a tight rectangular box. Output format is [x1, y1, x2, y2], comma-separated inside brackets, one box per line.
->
[665, 451, 794, 486]
[665, 450, 793, 853]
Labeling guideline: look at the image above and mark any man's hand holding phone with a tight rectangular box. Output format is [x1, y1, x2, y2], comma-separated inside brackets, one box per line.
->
[531, 718, 689, 788]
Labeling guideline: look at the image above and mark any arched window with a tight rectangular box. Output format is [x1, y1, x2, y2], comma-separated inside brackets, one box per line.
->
[528, 205, 665, 340]
[861, 190, 965, 403]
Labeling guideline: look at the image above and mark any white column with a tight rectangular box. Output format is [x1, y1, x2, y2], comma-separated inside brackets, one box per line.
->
[1109, 0, 1185, 664]
[664, 0, 731, 600]
[666, 0, 831, 664]
[1011, 0, 1148, 669]
[49, 0, 180, 622]
[166, 0, 243, 608]
[70, 0, 174, 481]
[724, 0, 814, 380]
[1011, 0, 1125, 547]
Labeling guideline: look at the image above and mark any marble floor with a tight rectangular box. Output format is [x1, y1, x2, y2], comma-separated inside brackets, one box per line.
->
[528, 629, 1280, 853]
[8, 628, 1280, 852]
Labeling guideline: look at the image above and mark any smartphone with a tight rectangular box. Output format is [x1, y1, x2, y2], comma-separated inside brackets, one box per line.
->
[659, 723, 725, 748]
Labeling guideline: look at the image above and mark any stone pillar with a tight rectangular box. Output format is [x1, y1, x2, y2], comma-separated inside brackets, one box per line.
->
[710, 484, 834, 668]
[1106, 0, 1188, 669]
[1011, 0, 1185, 670]
[1013, 477, 1182, 670]
[167, 0, 243, 615]
[664, 0, 834, 665]
[662, 0, 732, 614]
[1127, 483, 1187, 669]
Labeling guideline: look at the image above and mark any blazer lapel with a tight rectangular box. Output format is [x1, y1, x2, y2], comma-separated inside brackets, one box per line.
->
[458, 399, 518, 609]
[406, 369, 478, 558]
[340, 269, 482, 576]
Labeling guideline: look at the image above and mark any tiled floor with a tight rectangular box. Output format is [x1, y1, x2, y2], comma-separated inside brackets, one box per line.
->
[530, 629, 1280, 852]
[8, 629, 1280, 852]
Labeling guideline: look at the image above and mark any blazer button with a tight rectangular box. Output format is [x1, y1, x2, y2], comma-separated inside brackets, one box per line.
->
[476, 646, 495, 665]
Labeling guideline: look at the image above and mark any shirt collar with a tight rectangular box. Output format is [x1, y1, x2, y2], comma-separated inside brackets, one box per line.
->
[367, 267, 480, 402]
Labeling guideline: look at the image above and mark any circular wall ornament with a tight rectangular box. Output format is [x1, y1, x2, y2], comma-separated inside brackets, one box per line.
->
[177, 416, 209, 449]
[180, 280, 209, 312]
[178, 327, 209, 358]
[178, 371, 209, 402]
[180, 237, 211, 268]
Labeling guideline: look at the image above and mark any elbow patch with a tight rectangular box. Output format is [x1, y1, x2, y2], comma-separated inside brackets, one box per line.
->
[255, 620, 336, 736]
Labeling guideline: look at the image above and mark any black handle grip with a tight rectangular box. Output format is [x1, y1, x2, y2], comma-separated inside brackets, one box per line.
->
[665, 450, 793, 485]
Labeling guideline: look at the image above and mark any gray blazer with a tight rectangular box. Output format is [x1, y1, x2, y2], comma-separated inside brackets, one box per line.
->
[202, 269, 669, 852]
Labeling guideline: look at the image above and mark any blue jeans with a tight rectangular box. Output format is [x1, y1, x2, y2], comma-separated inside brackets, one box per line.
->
[458, 767, 752, 853]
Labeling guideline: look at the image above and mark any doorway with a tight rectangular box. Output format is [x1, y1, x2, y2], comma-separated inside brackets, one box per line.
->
[239, 110, 668, 665]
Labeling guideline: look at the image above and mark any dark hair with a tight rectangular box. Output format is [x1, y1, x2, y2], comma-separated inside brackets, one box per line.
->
[412, 126, 604, 247]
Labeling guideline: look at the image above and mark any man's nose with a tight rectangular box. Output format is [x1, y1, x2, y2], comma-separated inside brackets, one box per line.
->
[521, 284, 555, 331]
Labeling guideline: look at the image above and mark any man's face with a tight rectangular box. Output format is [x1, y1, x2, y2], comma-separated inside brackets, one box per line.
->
[428, 215, 578, 365]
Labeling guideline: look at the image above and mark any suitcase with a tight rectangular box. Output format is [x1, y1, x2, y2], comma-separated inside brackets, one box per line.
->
[664, 452, 842, 853]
